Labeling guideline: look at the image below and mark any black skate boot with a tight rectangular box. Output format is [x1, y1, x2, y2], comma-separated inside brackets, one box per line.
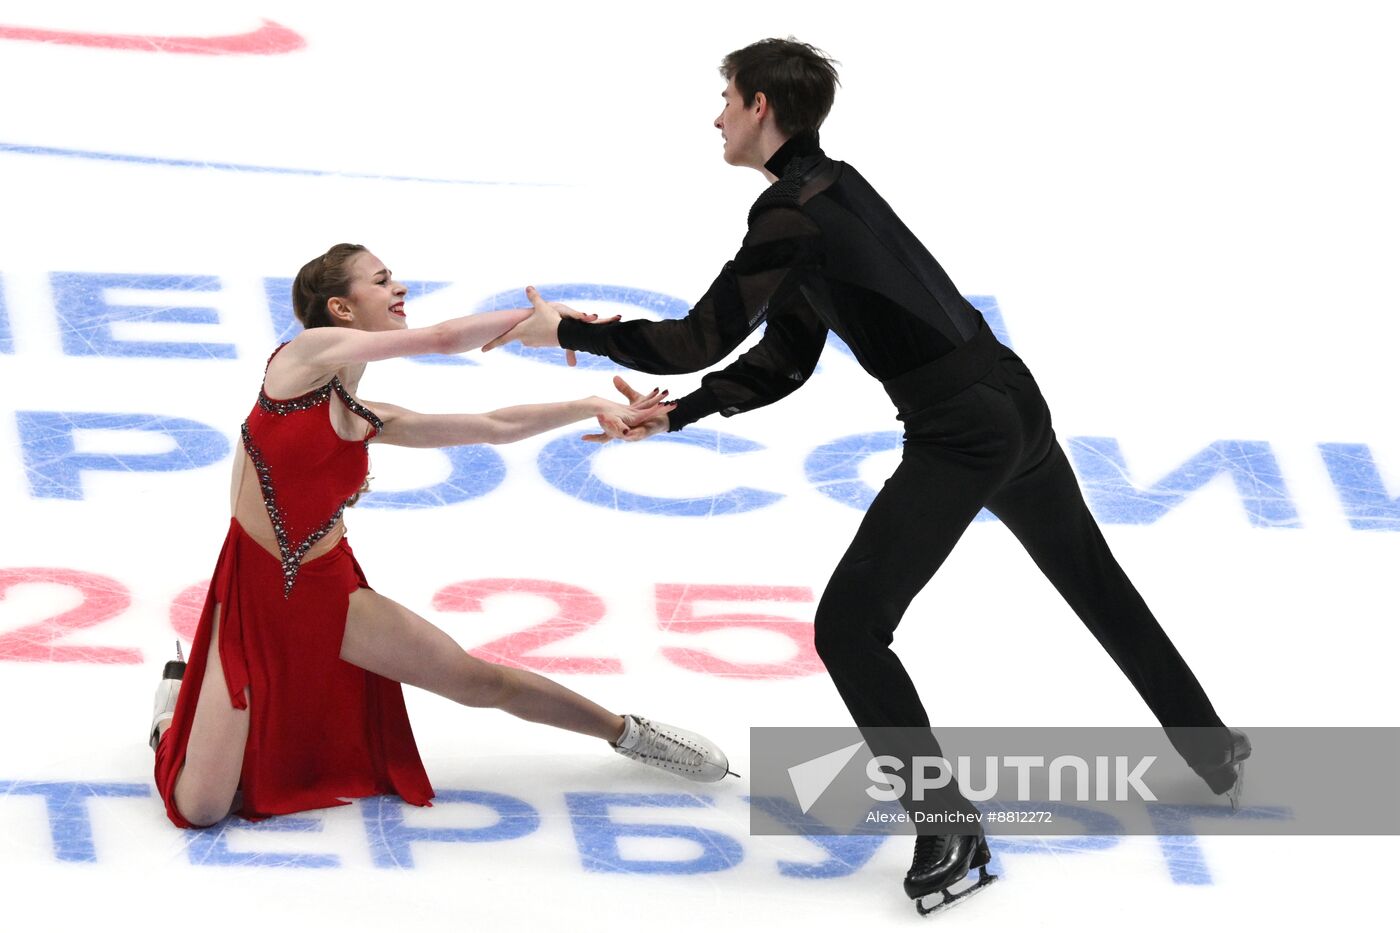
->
[903, 832, 997, 916]
[1192, 727, 1251, 810]
[149, 642, 186, 752]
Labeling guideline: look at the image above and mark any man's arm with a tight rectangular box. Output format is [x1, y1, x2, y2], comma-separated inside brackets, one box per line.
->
[486, 206, 822, 374]
[665, 295, 829, 430]
[590, 297, 829, 442]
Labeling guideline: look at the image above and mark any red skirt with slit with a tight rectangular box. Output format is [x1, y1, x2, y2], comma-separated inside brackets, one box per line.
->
[154, 518, 434, 827]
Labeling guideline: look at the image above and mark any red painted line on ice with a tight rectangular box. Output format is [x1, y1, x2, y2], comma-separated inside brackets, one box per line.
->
[0, 18, 305, 55]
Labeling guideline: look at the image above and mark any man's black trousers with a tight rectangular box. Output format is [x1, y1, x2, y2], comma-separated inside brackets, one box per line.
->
[812, 330, 1229, 810]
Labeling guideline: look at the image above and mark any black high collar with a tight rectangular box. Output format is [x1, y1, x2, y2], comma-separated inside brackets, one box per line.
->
[764, 131, 823, 177]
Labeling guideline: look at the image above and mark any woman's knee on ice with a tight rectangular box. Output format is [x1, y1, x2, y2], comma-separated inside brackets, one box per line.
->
[173, 787, 235, 828]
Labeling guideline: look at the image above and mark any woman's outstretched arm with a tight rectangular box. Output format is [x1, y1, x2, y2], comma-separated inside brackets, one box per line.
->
[366, 388, 674, 448]
[274, 307, 534, 382]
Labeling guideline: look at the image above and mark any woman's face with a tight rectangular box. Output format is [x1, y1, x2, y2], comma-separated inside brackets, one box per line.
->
[340, 250, 408, 331]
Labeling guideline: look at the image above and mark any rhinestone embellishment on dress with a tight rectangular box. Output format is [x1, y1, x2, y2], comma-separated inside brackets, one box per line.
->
[242, 376, 378, 598]
[257, 382, 333, 415]
[241, 422, 350, 598]
[332, 379, 383, 434]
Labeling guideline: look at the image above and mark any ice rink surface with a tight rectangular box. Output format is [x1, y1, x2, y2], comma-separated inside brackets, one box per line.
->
[1, 2, 1397, 929]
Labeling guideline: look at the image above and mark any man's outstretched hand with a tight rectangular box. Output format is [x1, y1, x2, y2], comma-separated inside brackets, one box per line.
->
[583, 376, 672, 443]
[481, 286, 618, 367]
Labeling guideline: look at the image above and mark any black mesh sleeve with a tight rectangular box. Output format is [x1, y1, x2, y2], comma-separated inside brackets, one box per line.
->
[558, 207, 822, 374]
[666, 292, 829, 431]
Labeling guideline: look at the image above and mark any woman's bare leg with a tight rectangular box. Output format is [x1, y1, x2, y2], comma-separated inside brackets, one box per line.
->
[341, 588, 624, 742]
[171, 606, 251, 827]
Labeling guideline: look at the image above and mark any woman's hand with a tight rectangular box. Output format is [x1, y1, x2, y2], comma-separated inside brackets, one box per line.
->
[582, 376, 674, 443]
[481, 286, 619, 366]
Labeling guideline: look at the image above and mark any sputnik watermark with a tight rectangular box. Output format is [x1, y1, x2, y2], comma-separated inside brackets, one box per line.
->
[789, 745, 1159, 812]
[756, 726, 1400, 836]
[867, 754, 1159, 803]
[790, 749, 1159, 815]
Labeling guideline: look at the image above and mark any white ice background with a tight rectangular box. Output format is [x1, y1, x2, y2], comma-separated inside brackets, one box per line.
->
[0, 2, 1397, 930]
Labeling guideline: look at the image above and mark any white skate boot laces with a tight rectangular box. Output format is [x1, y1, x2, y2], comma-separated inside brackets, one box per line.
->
[613, 715, 733, 782]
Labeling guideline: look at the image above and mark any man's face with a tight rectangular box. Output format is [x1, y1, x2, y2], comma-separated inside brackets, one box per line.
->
[714, 78, 763, 168]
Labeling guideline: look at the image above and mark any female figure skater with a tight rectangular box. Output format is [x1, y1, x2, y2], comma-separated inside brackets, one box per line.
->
[149, 243, 730, 829]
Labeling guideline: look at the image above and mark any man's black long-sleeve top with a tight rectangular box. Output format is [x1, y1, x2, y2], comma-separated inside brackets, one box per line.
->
[557, 132, 986, 430]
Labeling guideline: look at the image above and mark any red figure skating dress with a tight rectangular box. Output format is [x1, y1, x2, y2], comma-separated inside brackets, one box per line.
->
[154, 347, 434, 827]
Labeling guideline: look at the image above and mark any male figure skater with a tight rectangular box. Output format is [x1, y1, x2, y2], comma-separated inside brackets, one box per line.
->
[486, 38, 1249, 913]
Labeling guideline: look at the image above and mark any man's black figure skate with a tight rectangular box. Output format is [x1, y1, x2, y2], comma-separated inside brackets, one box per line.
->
[904, 833, 997, 916]
[1192, 727, 1251, 810]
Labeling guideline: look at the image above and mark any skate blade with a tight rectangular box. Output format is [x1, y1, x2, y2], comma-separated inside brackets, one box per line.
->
[1226, 761, 1246, 812]
[915, 869, 998, 917]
